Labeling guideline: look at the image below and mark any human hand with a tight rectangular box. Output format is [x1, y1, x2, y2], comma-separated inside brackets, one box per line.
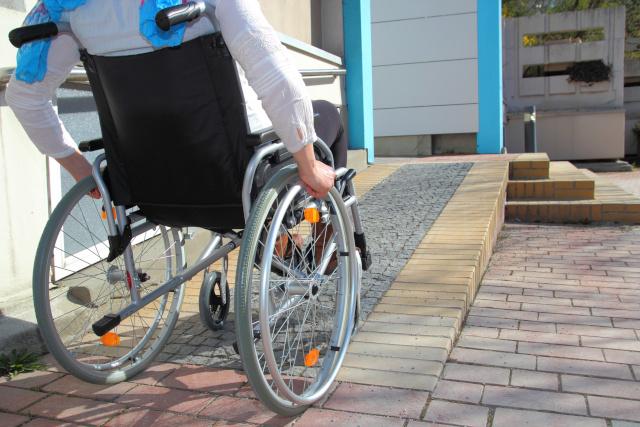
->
[292, 144, 335, 199]
[299, 160, 336, 199]
[57, 150, 101, 199]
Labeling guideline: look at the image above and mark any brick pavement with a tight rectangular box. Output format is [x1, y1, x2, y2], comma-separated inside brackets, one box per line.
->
[4, 168, 640, 426]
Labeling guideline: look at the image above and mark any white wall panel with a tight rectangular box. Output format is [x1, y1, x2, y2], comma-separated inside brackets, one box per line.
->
[375, 104, 479, 137]
[374, 60, 478, 109]
[373, 14, 477, 66]
[371, 0, 479, 137]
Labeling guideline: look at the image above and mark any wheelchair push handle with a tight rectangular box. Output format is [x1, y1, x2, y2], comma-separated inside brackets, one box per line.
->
[9, 22, 59, 48]
[156, 1, 206, 31]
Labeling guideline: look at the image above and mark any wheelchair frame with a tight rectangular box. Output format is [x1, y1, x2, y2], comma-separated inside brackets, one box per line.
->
[89, 138, 363, 341]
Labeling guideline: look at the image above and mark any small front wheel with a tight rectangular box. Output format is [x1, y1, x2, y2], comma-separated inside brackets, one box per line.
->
[199, 270, 230, 330]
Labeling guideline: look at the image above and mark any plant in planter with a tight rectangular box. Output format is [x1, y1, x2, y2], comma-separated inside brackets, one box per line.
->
[567, 60, 612, 85]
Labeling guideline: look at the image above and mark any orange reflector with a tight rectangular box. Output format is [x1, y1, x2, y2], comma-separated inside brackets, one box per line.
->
[304, 207, 320, 224]
[101, 207, 117, 220]
[304, 348, 320, 367]
[100, 332, 120, 347]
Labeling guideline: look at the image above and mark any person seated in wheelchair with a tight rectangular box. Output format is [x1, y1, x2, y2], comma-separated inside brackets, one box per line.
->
[7, 1, 369, 415]
[6, 0, 348, 203]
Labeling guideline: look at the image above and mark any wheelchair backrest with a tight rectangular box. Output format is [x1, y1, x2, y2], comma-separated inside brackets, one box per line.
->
[82, 32, 254, 230]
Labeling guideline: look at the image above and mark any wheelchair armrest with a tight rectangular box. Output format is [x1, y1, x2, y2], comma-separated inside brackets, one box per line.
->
[78, 138, 105, 152]
[246, 128, 279, 147]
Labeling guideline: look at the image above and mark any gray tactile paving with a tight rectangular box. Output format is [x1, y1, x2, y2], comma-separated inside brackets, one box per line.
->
[158, 163, 471, 367]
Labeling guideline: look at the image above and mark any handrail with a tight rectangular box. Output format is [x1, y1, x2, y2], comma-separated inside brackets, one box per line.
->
[0, 66, 345, 89]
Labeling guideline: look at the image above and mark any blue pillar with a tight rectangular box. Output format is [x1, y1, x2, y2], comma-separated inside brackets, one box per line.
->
[477, 0, 504, 154]
[343, 0, 374, 163]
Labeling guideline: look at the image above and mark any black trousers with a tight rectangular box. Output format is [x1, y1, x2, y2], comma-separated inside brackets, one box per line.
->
[312, 100, 348, 169]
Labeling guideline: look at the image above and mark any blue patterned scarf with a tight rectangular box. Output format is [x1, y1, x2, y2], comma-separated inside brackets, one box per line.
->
[16, 0, 187, 83]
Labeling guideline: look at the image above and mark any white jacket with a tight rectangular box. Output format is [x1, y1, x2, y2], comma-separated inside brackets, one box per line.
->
[6, 0, 317, 158]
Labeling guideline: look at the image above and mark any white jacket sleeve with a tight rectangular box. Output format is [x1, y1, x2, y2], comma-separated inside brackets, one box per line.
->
[215, 0, 317, 153]
[5, 33, 81, 159]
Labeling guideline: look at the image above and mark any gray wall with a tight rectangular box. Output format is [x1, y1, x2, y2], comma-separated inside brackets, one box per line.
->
[504, 7, 626, 112]
[371, 0, 478, 139]
[503, 7, 627, 159]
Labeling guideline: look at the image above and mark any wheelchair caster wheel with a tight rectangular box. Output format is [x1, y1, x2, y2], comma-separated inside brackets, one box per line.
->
[199, 271, 230, 331]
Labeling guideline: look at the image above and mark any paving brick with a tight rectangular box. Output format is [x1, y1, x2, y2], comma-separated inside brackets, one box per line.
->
[199, 396, 294, 425]
[360, 321, 454, 339]
[443, 363, 510, 385]
[159, 366, 246, 395]
[353, 332, 451, 350]
[500, 329, 579, 346]
[458, 335, 516, 352]
[348, 342, 447, 362]
[562, 375, 640, 400]
[469, 307, 538, 321]
[462, 326, 500, 339]
[127, 363, 179, 386]
[366, 312, 457, 327]
[432, 380, 483, 403]
[104, 408, 211, 427]
[295, 408, 405, 427]
[0, 386, 47, 412]
[612, 422, 640, 427]
[511, 369, 558, 390]
[518, 342, 605, 361]
[604, 349, 640, 365]
[583, 337, 640, 352]
[557, 324, 637, 340]
[450, 348, 536, 370]
[42, 375, 136, 401]
[20, 419, 82, 427]
[337, 367, 437, 391]
[493, 408, 606, 427]
[0, 412, 30, 427]
[324, 383, 428, 418]
[537, 313, 612, 327]
[0, 371, 64, 390]
[519, 321, 556, 333]
[482, 385, 587, 415]
[115, 384, 213, 414]
[423, 400, 489, 427]
[537, 356, 633, 379]
[466, 315, 518, 329]
[342, 354, 443, 377]
[589, 396, 640, 422]
[25, 395, 126, 425]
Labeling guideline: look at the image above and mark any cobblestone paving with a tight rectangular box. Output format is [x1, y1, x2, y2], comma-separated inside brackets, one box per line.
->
[157, 163, 472, 368]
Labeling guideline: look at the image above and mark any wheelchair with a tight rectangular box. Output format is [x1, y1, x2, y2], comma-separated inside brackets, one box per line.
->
[9, 2, 371, 416]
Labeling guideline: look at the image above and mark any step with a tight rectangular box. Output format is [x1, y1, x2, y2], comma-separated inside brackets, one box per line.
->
[509, 153, 550, 180]
[507, 162, 595, 201]
[506, 172, 640, 224]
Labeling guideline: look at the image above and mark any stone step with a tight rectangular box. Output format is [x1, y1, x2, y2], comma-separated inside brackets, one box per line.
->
[507, 162, 595, 201]
[509, 153, 550, 180]
[507, 171, 640, 224]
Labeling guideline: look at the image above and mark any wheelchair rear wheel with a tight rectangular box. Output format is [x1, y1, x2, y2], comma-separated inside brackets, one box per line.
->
[235, 167, 358, 416]
[33, 176, 185, 384]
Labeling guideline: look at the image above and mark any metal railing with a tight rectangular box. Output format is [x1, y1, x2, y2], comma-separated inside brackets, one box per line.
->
[0, 66, 345, 90]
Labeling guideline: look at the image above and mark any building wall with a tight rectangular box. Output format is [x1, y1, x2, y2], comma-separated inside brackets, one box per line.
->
[504, 8, 625, 112]
[371, 0, 479, 141]
[0, 0, 46, 312]
[503, 7, 626, 159]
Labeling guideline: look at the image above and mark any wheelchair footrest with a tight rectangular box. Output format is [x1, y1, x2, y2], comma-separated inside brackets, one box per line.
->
[92, 313, 121, 337]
